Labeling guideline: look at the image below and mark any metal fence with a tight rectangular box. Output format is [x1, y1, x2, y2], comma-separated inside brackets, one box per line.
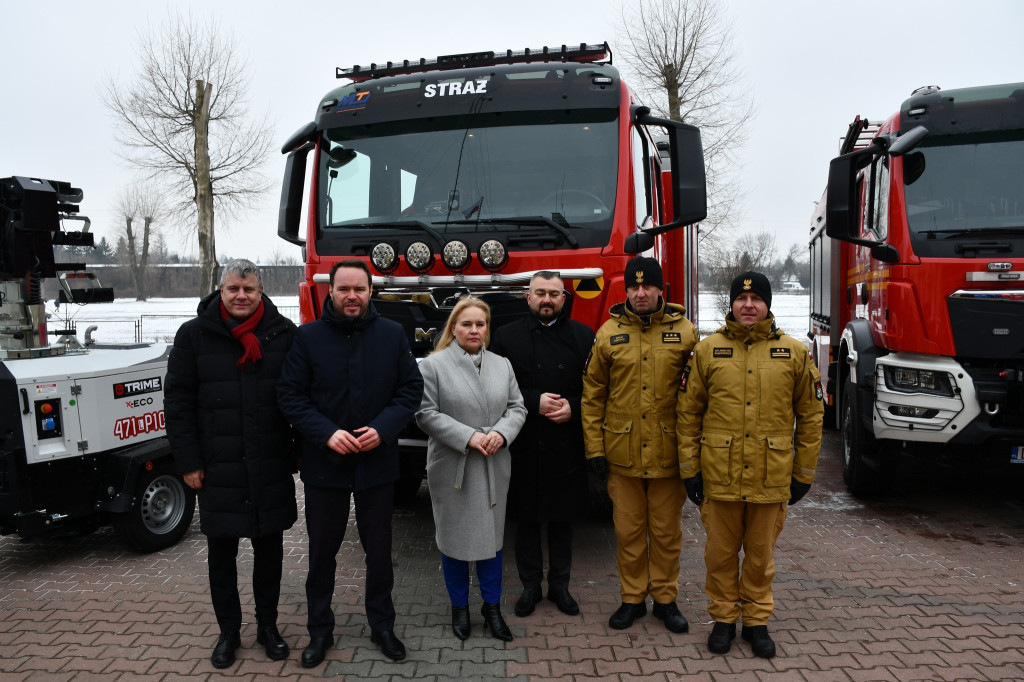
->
[46, 307, 302, 345]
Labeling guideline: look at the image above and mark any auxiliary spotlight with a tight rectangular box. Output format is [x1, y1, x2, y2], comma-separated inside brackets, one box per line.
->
[405, 241, 434, 274]
[370, 242, 398, 275]
[477, 239, 507, 272]
[442, 240, 471, 272]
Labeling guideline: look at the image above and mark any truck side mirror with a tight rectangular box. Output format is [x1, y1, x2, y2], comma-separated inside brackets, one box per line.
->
[278, 142, 314, 246]
[825, 147, 875, 241]
[634, 108, 708, 233]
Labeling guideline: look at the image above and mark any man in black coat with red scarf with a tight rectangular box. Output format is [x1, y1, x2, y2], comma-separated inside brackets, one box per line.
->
[490, 271, 595, 617]
[165, 259, 298, 669]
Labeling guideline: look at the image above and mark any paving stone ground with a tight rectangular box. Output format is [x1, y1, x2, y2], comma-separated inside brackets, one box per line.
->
[2, 428, 1023, 681]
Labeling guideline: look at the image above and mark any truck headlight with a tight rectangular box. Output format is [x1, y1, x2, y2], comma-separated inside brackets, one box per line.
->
[883, 366, 955, 397]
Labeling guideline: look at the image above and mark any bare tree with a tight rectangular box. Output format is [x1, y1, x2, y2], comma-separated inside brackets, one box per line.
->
[702, 229, 777, 319]
[104, 11, 274, 295]
[616, 0, 753, 239]
[115, 184, 167, 301]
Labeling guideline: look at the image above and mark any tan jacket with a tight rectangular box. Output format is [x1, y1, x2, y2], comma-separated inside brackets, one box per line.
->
[676, 315, 824, 503]
[582, 300, 698, 478]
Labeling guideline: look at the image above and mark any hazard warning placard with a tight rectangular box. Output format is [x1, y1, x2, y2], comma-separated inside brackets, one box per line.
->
[571, 277, 604, 299]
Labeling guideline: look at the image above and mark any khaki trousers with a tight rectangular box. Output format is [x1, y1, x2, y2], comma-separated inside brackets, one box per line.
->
[607, 474, 685, 604]
[699, 499, 787, 626]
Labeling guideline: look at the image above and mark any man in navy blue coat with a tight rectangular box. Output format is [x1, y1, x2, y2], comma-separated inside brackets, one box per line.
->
[277, 260, 423, 668]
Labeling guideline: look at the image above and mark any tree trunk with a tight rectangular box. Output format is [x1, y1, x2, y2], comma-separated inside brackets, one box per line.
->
[138, 216, 152, 300]
[194, 79, 218, 295]
[124, 216, 148, 301]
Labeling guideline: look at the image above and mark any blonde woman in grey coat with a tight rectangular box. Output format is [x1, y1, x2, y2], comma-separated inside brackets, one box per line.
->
[415, 297, 527, 642]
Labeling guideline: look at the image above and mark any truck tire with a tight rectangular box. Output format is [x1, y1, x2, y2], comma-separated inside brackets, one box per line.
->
[841, 378, 882, 497]
[115, 466, 196, 552]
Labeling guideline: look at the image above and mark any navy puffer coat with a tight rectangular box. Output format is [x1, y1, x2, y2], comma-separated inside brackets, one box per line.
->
[164, 291, 298, 539]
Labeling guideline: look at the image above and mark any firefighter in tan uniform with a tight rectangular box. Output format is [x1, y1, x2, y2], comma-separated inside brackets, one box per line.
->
[677, 271, 823, 659]
[582, 257, 698, 632]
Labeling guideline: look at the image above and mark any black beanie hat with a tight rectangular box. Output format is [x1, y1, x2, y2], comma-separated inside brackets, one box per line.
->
[730, 271, 772, 309]
[624, 256, 664, 289]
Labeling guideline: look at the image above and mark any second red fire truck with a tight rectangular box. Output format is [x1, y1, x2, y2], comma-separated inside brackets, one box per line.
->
[809, 82, 1024, 495]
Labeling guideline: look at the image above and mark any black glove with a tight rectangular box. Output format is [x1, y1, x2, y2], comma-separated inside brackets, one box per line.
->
[587, 456, 608, 481]
[789, 478, 811, 505]
[683, 474, 704, 507]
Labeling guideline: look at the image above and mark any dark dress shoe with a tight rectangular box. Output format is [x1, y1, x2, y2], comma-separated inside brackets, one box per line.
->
[370, 629, 406, 661]
[707, 621, 736, 654]
[515, 586, 542, 617]
[651, 601, 689, 633]
[741, 625, 776, 659]
[547, 587, 580, 616]
[451, 605, 471, 640]
[211, 630, 241, 669]
[300, 635, 334, 669]
[481, 602, 513, 642]
[608, 602, 647, 629]
[255, 622, 289, 661]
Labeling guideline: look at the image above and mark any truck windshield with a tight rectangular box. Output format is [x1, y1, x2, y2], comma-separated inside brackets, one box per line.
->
[317, 113, 618, 236]
[903, 131, 1024, 237]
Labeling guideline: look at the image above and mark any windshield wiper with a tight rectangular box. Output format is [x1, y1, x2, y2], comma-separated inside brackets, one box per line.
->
[437, 216, 579, 248]
[923, 227, 1024, 239]
[339, 221, 446, 248]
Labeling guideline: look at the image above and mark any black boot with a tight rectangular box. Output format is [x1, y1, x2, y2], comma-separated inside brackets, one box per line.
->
[211, 630, 241, 669]
[451, 605, 471, 640]
[256, 621, 289, 661]
[707, 621, 736, 654]
[300, 635, 334, 669]
[480, 602, 513, 642]
[608, 602, 646, 629]
[651, 601, 689, 633]
[741, 625, 777, 659]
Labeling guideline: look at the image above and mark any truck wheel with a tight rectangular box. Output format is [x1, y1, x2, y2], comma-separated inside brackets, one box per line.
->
[115, 466, 196, 552]
[841, 378, 881, 497]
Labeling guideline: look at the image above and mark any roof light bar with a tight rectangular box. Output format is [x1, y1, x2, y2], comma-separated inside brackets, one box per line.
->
[337, 42, 610, 81]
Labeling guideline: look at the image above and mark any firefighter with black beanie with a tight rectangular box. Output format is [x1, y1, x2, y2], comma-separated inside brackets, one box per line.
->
[582, 256, 699, 633]
[676, 271, 823, 659]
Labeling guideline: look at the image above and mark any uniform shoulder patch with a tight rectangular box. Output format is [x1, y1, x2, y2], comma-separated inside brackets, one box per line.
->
[680, 365, 691, 391]
[815, 379, 824, 401]
[610, 334, 629, 346]
[662, 332, 681, 343]
[712, 347, 733, 358]
[770, 347, 791, 358]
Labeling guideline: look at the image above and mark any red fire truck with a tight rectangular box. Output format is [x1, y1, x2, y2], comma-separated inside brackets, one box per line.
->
[809, 83, 1024, 495]
[276, 42, 707, 498]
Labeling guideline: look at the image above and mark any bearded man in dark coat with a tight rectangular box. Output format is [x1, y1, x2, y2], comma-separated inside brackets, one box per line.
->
[490, 271, 594, 617]
[165, 259, 298, 669]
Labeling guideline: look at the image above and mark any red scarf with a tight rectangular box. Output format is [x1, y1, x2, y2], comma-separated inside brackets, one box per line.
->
[220, 299, 265, 368]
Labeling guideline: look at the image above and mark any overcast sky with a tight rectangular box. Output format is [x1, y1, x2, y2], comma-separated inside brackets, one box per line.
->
[3, 0, 1022, 265]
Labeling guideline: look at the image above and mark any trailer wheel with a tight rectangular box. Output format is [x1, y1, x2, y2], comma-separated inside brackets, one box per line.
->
[115, 466, 196, 552]
[841, 378, 881, 497]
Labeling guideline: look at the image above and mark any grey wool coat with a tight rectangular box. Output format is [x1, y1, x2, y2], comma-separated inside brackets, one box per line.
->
[416, 343, 527, 562]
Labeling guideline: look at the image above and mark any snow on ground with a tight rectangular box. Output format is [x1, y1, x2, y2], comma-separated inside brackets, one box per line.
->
[44, 292, 811, 345]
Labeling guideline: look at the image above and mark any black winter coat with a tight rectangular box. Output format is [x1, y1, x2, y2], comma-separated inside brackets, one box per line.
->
[490, 311, 594, 522]
[164, 292, 298, 539]
[276, 298, 423, 491]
